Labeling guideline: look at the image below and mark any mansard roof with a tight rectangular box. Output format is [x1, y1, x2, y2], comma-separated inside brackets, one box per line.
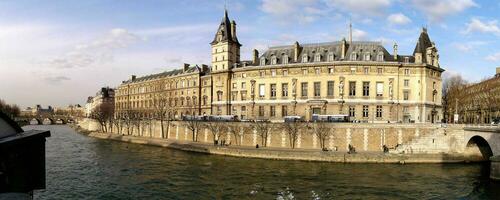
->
[256, 41, 413, 65]
[123, 65, 202, 84]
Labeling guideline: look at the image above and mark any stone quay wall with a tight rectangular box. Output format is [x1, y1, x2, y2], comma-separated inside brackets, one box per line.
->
[78, 118, 465, 153]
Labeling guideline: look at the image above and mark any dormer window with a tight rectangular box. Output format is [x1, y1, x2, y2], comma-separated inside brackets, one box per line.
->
[271, 55, 277, 65]
[302, 54, 308, 63]
[314, 53, 321, 62]
[351, 53, 357, 61]
[260, 57, 266, 66]
[404, 57, 410, 63]
[328, 52, 334, 62]
[377, 53, 384, 62]
[364, 53, 371, 61]
[282, 55, 289, 64]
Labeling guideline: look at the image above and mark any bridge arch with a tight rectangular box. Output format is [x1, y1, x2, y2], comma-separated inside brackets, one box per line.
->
[465, 135, 493, 162]
[30, 118, 42, 125]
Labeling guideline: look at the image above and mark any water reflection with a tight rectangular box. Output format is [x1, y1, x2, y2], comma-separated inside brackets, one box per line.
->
[25, 125, 499, 199]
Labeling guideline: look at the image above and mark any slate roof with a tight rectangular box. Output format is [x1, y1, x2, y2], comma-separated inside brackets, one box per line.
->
[210, 9, 241, 46]
[256, 40, 413, 65]
[123, 65, 202, 84]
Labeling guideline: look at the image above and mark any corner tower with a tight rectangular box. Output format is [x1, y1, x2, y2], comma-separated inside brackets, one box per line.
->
[210, 9, 241, 115]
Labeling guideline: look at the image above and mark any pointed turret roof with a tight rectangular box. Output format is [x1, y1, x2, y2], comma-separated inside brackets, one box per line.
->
[413, 27, 433, 55]
[210, 9, 240, 46]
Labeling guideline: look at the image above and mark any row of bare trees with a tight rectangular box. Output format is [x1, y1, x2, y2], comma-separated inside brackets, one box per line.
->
[0, 99, 20, 119]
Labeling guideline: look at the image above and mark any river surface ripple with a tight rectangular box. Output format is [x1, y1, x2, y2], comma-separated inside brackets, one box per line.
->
[24, 125, 500, 200]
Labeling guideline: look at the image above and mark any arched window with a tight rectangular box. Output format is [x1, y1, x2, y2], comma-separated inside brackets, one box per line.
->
[282, 55, 289, 64]
[314, 53, 321, 62]
[302, 54, 308, 63]
[260, 57, 266, 66]
[377, 52, 384, 62]
[351, 52, 357, 61]
[271, 55, 277, 65]
[364, 53, 371, 61]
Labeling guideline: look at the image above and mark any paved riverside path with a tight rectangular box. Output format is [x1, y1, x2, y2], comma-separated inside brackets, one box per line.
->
[85, 131, 471, 164]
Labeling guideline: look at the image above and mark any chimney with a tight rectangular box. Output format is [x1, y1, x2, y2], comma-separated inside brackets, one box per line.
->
[183, 63, 190, 72]
[131, 75, 136, 81]
[294, 41, 301, 62]
[341, 38, 346, 60]
[252, 49, 259, 65]
[393, 42, 398, 60]
[231, 20, 237, 40]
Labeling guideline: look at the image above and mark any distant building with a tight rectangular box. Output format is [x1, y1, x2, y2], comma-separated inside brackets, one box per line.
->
[85, 87, 115, 117]
[21, 105, 54, 116]
[54, 104, 85, 117]
[114, 9, 444, 123]
[457, 68, 500, 124]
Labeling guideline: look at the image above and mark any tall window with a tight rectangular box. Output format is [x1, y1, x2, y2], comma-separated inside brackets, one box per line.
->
[377, 53, 384, 61]
[349, 81, 356, 96]
[376, 105, 383, 118]
[364, 53, 371, 61]
[260, 58, 266, 66]
[259, 106, 264, 117]
[217, 91, 223, 101]
[404, 79, 409, 87]
[241, 82, 246, 89]
[270, 106, 276, 117]
[376, 82, 383, 97]
[349, 106, 355, 117]
[302, 54, 308, 63]
[363, 82, 370, 96]
[259, 84, 265, 97]
[270, 84, 277, 98]
[271, 70, 276, 77]
[241, 91, 247, 101]
[282, 55, 289, 64]
[314, 82, 321, 97]
[315, 53, 321, 62]
[363, 105, 369, 117]
[351, 53, 357, 60]
[327, 81, 334, 96]
[271, 56, 277, 65]
[282, 106, 288, 117]
[403, 91, 409, 100]
[328, 53, 334, 62]
[282, 83, 289, 97]
[301, 82, 308, 97]
[404, 68, 410, 75]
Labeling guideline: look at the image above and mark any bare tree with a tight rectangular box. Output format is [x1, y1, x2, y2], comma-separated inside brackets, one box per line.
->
[152, 93, 173, 138]
[442, 74, 467, 123]
[310, 122, 331, 150]
[251, 120, 274, 147]
[282, 121, 306, 149]
[0, 99, 20, 119]
[227, 123, 249, 146]
[204, 121, 227, 145]
[90, 103, 114, 132]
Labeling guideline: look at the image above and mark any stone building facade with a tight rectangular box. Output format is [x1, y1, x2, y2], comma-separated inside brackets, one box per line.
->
[456, 67, 500, 124]
[114, 10, 444, 123]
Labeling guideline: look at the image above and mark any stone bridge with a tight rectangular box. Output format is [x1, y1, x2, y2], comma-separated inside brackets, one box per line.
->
[463, 126, 500, 161]
[18, 115, 77, 125]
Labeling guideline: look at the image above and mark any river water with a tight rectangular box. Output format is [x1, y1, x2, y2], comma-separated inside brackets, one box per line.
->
[24, 125, 499, 199]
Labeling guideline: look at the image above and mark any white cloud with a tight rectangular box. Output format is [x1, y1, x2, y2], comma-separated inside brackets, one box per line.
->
[352, 28, 368, 41]
[452, 41, 486, 52]
[486, 52, 500, 62]
[387, 13, 412, 25]
[260, 0, 325, 24]
[463, 18, 500, 36]
[44, 75, 71, 85]
[324, 0, 391, 16]
[45, 28, 140, 69]
[411, 0, 478, 22]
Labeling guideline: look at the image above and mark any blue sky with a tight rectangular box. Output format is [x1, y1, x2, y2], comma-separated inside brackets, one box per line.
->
[0, 0, 499, 107]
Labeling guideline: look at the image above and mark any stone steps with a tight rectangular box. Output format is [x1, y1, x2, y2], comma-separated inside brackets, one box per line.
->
[391, 130, 451, 154]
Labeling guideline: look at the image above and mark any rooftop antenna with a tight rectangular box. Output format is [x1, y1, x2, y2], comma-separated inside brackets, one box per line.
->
[349, 18, 353, 44]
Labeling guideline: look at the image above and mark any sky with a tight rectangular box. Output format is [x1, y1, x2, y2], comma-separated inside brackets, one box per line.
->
[0, 0, 499, 108]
